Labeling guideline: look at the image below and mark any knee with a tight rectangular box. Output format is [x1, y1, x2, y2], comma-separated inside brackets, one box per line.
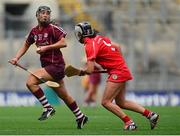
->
[101, 99, 110, 108]
[26, 79, 38, 90]
[26, 81, 33, 89]
[116, 100, 126, 109]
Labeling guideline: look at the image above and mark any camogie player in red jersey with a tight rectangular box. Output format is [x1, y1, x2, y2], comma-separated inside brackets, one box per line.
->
[9, 6, 88, 129]
[74, 22, 159, 130]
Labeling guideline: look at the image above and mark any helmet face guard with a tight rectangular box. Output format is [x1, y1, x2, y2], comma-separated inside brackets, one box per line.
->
[75, 25, 84, 43]
[74, 22, 94, 43]
[36, 6, 51, 26]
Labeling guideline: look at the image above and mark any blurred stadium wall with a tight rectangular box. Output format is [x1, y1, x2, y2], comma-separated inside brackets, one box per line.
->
[0, 0, 180, 106]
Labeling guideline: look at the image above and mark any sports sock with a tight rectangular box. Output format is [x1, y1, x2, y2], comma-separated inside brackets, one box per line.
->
[68, 101, 84, 120]
[122, 115, 131, 124]
[33, 88, 52, 109]
[143, 109, 152, 119]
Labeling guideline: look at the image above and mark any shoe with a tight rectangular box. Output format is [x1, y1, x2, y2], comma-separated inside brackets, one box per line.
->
[149, 112, 159, 129]
[38, 108, 56, 121]
[76, 115, 88, 129]
[124, 121, 137, 131]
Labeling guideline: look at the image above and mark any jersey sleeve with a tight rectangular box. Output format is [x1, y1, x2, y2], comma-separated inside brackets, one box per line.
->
[26, 29, 35, 45]
[52, 25, 67, 42]
[85, 42, 98, 61]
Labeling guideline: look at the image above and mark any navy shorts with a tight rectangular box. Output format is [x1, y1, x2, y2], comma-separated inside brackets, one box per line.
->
[44, 64, 65, 81]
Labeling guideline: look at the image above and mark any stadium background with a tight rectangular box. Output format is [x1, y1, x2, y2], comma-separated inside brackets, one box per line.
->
[0, 0, 180, 106]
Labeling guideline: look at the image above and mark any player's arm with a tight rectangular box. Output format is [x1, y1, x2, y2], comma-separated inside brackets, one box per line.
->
[79, 42, 97, 75]
[9, 42, 30, 65]
[37, 37, 67, 53]
[94, 62, 104, 70]
[79, 60, 95, 76]
[47, 37, 67, 49]
[86, 60, 95, 73]
[112, 42, 122, 54]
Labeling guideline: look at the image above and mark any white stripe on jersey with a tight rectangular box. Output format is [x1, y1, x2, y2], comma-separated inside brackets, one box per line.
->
[97, 38, 102, 44]
[92, 41, 96, 58]
[50, 24, 67, 35]
[103, 40, 111, 46]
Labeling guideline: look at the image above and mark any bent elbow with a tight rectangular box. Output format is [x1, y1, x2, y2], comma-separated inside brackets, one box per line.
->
[62, 44, 67, 48]
[59, 43, 67, 48]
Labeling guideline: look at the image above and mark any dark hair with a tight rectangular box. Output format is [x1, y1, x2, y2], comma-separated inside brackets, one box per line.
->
[36, 6, 51, 16]
[50, 19, 59, 26]
[89, 29, 100, 38]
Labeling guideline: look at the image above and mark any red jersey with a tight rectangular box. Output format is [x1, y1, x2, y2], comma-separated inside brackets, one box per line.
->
[26, 24, 67, 67]
[85, 35, 127, 71]
[84, 35, 133, 82]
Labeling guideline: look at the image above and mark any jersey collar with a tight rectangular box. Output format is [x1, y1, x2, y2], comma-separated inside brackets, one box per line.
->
[84, 37, 92, 44]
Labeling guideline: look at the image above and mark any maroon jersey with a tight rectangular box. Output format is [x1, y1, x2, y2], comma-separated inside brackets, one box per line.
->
[26, 24, 67, 67]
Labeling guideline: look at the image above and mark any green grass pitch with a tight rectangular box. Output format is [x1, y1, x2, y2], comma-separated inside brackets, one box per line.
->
[0, 106, 179, 135]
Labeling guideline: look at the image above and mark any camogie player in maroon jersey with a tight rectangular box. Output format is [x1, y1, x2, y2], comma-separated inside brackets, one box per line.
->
[9, 6, 88, 129]
[74, 22, 159, 130]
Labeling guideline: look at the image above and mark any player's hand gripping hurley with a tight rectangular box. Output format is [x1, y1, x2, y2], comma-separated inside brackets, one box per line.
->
[8, 61, 60, 88]
[65, 65, 107, 77]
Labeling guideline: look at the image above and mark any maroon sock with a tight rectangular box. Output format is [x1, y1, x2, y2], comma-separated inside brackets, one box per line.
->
[32, 88, 52, 109]
[33, 88, 44, 99]
[68, 101, 78, 111]
[68, 101, 84, 120]
[122, 116, 131, 124]
[143, 109, 151, 118]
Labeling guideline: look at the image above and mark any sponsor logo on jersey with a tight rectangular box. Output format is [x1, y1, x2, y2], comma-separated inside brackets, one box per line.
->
[38, 34, 43, 40]
[44, 33, 48, 38]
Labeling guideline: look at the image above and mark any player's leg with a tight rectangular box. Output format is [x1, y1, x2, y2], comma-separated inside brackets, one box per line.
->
[85, 83, 98, 105]
[115, 85, 159, 129]
[115, 83, 146, 114]
[90, 83, 98, 101]
[101, 81, 137, 130]
[85, 73, 101, 106]
[43, 64, 88, 128]
[26, 68, 56, 121]
[53, 81, 88, 129]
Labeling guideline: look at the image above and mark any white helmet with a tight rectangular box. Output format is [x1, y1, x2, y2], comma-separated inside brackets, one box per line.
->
[75, 22, 95, 43]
